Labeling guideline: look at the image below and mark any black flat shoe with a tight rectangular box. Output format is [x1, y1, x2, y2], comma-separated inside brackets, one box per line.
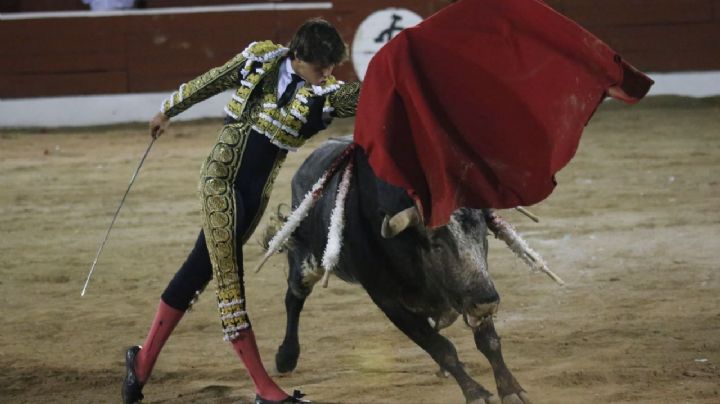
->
[255, 389, 310, 403]
[122, 345, 144, 404]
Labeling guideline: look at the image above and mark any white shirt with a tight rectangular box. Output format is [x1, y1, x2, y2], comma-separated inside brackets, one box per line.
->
[277, 58, 305, 99]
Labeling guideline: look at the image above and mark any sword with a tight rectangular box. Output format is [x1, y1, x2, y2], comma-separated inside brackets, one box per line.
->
[81, 136, 157, 296]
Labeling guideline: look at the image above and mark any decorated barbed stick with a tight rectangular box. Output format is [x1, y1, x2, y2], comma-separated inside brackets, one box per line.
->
[254, 143, 357, 273]
[484, 209, 565, 285]
[81, 136, 157, 296]
[320, 157, 354, 288]
[254, 171, 328, 273]
[515, 206, 540, 222]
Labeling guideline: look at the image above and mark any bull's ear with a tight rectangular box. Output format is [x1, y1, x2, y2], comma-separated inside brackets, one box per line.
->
[381, 207, 422, 238]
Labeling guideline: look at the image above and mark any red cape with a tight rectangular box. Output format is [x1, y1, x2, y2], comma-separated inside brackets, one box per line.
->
[353, 0, 653, 228]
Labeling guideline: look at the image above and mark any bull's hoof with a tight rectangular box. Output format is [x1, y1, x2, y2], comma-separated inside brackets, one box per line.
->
[275, 343, 300, 374]
[501, 392, 532, 404]
[466, 384, 498, 404]
[468, 395, 501, 404]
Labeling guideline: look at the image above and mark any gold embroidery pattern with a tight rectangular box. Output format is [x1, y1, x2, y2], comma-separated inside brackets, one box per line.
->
[250, 76, 343, 150]
[161, 54, 245, 118]
[200, 121, 288, 341]
[328, 81, 361, 118]
[200, 124, 251, 341]
[233, 51, 348, 150]
[161, 41, 285, 119]
[167, 41, 355, 340]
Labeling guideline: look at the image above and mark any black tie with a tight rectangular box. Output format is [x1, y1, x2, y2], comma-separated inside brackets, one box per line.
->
[277, 74, 303, 108]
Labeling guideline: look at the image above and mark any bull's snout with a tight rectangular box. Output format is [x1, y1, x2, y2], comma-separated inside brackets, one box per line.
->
[464, 295, 499, 328]
[469, 300, 499, 317]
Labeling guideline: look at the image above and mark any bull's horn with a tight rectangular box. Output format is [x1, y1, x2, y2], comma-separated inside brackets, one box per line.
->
[381, 206, 421, 238]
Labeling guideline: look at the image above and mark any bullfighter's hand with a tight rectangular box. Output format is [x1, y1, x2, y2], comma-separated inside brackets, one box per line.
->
[150, 112, 170, 139]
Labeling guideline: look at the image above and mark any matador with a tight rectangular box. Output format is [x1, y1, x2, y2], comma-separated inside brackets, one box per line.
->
[122, 19, 359, 404]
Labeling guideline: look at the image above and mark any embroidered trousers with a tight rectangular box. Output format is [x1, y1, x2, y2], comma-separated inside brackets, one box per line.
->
[161, 124, 287, 340]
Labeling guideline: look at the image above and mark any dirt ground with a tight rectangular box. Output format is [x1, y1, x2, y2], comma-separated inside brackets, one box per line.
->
[1, 96, 718, 404]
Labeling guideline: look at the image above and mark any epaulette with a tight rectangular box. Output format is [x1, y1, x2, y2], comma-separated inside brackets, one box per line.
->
[241, 40, 288, 63]
[311, 76, 344, 96]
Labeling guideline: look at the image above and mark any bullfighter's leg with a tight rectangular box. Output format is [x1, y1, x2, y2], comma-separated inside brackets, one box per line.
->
[201, 126, 289, 400]
[127, 229, 213, 387]
[276, 250, 315, 373]
[366, 290, 499, 404]
[473, 318, 532, 404]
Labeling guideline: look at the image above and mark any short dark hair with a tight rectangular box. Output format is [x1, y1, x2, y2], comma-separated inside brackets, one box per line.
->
[288, 18, 348, 67]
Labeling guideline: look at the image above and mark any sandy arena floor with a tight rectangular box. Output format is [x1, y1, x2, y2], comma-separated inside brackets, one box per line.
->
[1, 97, 718, 403]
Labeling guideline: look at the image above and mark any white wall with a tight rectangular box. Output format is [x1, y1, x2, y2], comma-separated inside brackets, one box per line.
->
[1, 71, 718, 128]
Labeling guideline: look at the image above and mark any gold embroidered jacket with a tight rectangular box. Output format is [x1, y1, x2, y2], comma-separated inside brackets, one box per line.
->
[160, 40, 360, 151]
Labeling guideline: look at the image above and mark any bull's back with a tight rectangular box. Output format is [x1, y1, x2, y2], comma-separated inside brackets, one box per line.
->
[289, 137, 420, 288]
[291, 136, 354, 207]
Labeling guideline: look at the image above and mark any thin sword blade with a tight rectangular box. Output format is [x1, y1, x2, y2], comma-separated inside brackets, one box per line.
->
[81, 136, 156, 296]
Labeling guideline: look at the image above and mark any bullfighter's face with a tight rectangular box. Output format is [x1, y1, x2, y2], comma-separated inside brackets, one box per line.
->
[292, 58, 335, 86]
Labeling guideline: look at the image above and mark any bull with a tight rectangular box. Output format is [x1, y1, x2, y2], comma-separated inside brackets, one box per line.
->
[268, 137, 532, 404]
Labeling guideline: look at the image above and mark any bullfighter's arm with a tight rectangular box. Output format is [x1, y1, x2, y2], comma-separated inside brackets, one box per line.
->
[328, 81, 361, 118]
[160, 53, 247, 118]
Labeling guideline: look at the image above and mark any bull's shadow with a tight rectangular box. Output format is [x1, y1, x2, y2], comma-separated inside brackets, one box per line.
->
[268, 137, 531, 404]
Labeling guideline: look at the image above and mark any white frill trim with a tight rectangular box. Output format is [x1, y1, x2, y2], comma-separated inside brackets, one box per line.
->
[251, 125, 299, 152]
[240, 59, 253, 79]
[160, 83, 184, 113]
[263, 102, 277, 109]
[321, 161, 353, 273]
[177, 83, 186, 102]
[218, 298, 244, 309]
[312, 81, 343, 96]
[222, 323, 251, 341]
[289, 108, 308, 123]
[296, 94, 309, 104]
[220, 310, 248, 321]
[259, 112, 299, 137]
[241, 41, 289, 62]
[231, 94, 246, 104]
[223, 106, 239, 120]
[322, 106, 335, 113]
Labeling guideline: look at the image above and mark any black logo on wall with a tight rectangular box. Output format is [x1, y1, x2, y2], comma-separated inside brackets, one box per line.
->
[374, 14, 405, 43]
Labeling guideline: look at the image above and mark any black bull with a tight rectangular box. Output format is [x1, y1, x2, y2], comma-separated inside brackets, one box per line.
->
[272, 138, 531, 404]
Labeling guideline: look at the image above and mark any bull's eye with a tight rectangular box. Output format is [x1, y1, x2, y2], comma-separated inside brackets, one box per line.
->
[430, 241, 446, 253]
